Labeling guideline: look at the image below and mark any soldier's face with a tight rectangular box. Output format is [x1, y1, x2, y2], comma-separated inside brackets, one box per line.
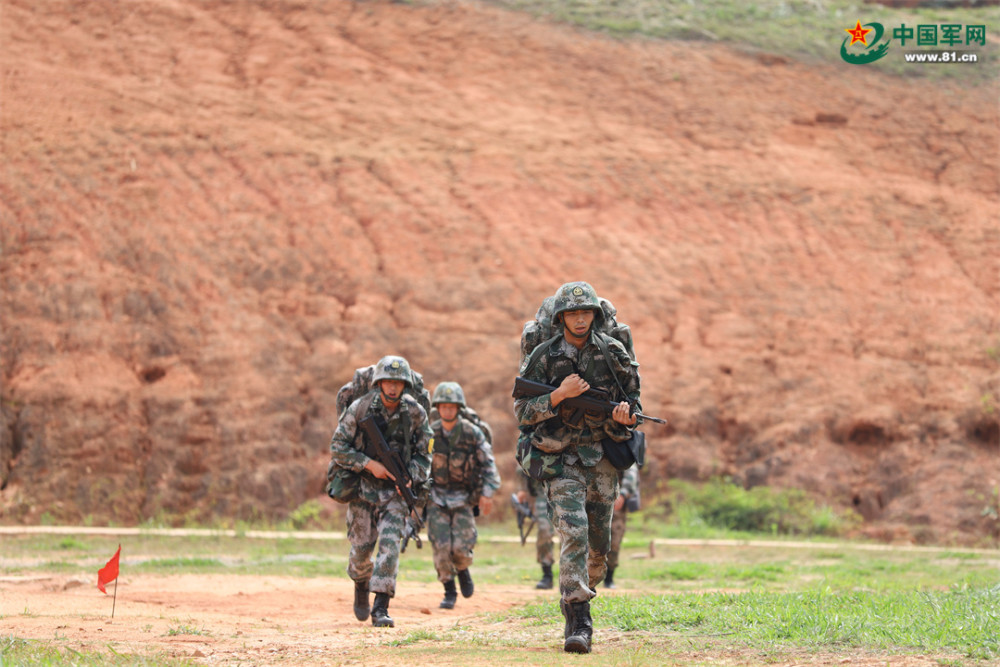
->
[437, 403, 459, 422]
[379, 379, 405, 403]
[562, 309, 595, 338]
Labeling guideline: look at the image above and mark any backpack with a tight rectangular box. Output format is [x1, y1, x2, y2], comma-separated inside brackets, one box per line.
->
[336, 364, 432, 420]
[519, 295, 636, 369]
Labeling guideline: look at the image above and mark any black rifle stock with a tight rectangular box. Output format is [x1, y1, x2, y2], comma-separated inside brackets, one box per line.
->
[510, 493, 535, 546]
[511, 377, 667, 425]
[359, 415, 423, 549]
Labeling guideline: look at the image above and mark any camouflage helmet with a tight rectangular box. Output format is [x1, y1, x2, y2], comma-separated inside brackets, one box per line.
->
[431, 381, 466, 407]
[551, 281, 604, 325]
[372, 355, 413, 388]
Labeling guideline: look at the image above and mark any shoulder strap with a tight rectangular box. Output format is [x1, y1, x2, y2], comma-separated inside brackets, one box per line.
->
[521, 333, 562, 377]
[594, 333, 628, 401]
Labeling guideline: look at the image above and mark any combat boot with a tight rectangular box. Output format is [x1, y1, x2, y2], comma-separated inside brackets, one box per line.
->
[536, 564, 553, 590]
[371, 592, 394, 628]
[440, 579, 458, 609]
[564, 601, 593, 654]
[353, 579, 371, 621]
[604, 566, 616, 589]
[559, 597, 574, 640]
[457, 569, 474, 598]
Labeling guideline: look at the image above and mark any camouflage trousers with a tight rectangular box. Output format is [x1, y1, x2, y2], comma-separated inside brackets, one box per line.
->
[608, 506, 629, 570]
[546, 456, 619, 603]
[427, 503, 478, 582]
[346, 494, 408, 597]
[533, 493, 554, 567]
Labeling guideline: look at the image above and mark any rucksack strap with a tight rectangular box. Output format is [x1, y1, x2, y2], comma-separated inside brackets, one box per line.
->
[593, 333, 629, 402]
[520, 333, 562, 377]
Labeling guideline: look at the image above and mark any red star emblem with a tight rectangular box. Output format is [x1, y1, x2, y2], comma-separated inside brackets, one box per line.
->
[845, 20, 872, 46]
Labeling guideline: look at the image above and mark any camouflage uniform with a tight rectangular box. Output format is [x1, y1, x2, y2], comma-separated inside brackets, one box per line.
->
[514, 282, 642, 653]
[427, 416, 501, 583]
[329, 390, 431, 598]
[514, 296, 640, 604]
[607, 463, 639, 586]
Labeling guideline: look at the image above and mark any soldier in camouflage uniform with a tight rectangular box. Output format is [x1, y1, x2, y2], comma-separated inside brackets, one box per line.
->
[328, 355, 432, 628]
[514, 281, 641, 654]
[427, 382, 501, 609]
[515, 468, 555, 589]
[605, 463, 639, 589]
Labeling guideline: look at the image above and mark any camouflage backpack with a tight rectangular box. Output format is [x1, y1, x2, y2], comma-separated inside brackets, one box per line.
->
[335, 360, 432, 420]
[519, 293, 636, 370]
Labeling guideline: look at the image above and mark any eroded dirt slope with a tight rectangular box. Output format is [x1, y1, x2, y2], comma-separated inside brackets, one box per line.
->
[1, 0, 998, 543]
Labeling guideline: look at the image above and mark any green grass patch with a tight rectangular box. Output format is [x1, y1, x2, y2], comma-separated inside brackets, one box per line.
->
[0, 636, 196, 666]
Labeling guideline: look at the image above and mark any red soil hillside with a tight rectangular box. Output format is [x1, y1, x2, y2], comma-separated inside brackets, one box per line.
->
[1, 0, 997, 544]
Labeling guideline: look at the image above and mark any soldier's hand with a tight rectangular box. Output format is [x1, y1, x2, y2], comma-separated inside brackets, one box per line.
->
[516, 490, 529, 504]
[552, 373, 590, 406]
[612, 401, 637, 426]
[479, 495, 494, 516]
[365, 460, 395, 481]
[614, 494, 626, 511]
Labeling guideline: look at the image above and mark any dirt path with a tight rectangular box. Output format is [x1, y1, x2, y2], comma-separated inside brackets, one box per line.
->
[2, 572, 551, 664]
[0, 567, 973, 666]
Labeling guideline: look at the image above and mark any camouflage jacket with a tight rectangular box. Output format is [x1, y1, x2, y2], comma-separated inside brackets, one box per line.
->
[428, 417, 501, 510]
[329, 390, 432, 505]
[515, 331, 640, 467]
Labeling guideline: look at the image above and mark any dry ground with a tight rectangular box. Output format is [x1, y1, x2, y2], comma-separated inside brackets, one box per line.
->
[0, 571, 969, 666]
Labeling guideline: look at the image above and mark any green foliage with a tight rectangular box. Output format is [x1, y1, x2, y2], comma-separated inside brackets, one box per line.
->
[287, 499, 324, 530]
[164, 624, 210, 637]
[663, 477, 857, 537]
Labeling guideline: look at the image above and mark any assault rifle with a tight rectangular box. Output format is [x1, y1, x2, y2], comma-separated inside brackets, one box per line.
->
[401, 511, 424, 553]
[511, 377, 667, 425]
[510, 493, 535, 546]
[359, 414, 423, 550]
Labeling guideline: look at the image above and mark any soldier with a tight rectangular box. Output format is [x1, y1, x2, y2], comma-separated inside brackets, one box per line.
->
[514, 281, 641, 654]
[515, 468, 556, 589]
[427, 382, 501, 609]
[605, 463, 639, 589]
[328, 355, 432, 628]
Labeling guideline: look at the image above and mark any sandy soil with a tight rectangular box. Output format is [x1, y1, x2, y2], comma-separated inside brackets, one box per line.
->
[0, 571, 966, 666]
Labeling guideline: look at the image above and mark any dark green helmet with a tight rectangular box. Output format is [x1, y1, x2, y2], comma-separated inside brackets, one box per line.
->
[431, 381, 466, 407]
[551, 281, 604, 325]
[372, 355, 413, 388]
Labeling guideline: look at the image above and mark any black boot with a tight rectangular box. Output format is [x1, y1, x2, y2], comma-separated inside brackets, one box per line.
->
[440, 579, 458, 609]
[536, 564, 553, 590]
[559, 598, 573, 640]
[371, 592, 394, 628]
[604, 566, 616, 589]
[353, 580, 371, 621]
[564, 601, 593, 654]
[457, 569, 474, 598]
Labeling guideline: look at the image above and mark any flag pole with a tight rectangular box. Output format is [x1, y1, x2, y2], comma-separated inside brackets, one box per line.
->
[111, 576, 118, 618]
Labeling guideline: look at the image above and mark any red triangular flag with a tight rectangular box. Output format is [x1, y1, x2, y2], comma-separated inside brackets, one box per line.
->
[97, 544, 121, 594]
